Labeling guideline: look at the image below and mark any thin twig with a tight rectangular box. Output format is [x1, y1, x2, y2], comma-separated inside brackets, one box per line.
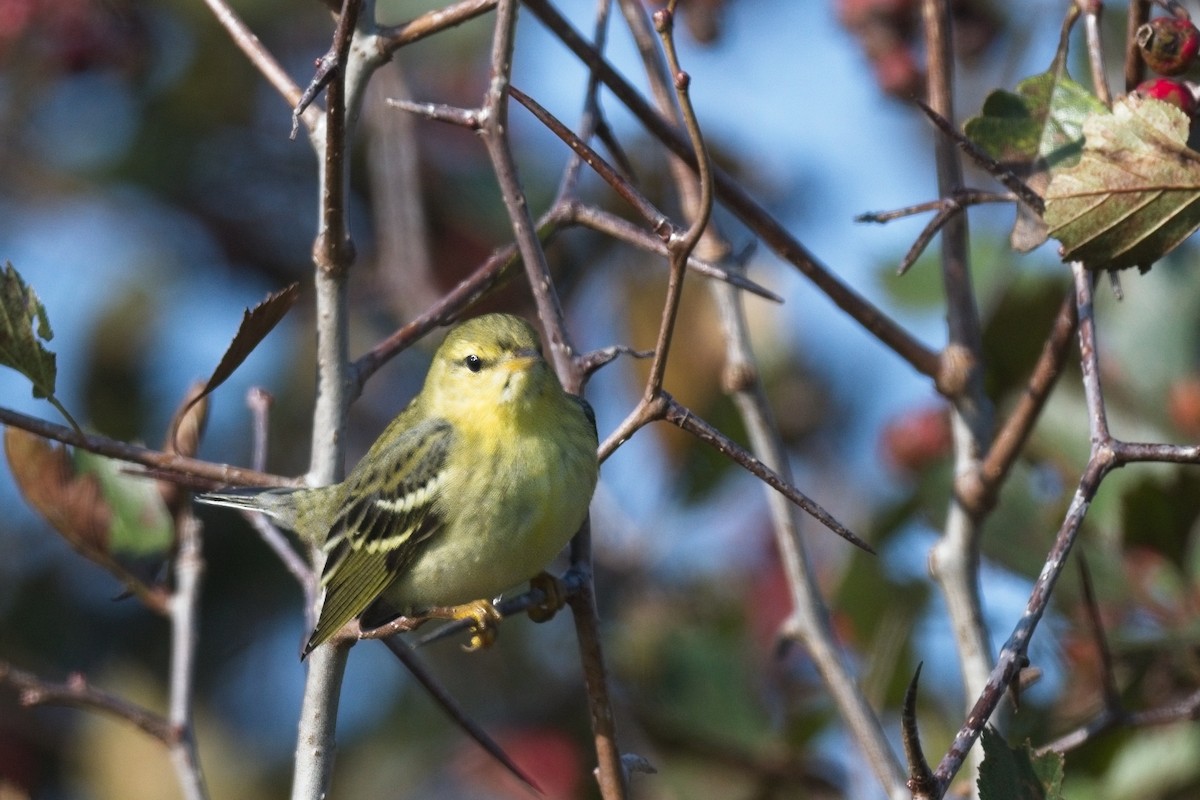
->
[202, 0, 317, 133]
[378, 637, 541, 792]
[0, 406, 291, 490]
[921, 6, 992, 793]
[664, 396, 873, 553]
[565, 202, 781, 302]
[932, 261, 1115, 791]
[913, 101, 1045, 217]
[522, 0, 940, 380]
[1080, 0, 1112, 106]
[708, 241, 905, 793]
[376, 0, 498, 51]
[902, 664, 936, 799]
[1126, 1, 1151, 93]
[963, 289, 1077, 517]
[1076, 553, 1121, 710]
[244, 389, 317, 613]
[167, 514, 209, 800]
[856, 190, 1015, 224]
[0, 661, 175, 742]
[510, 86, 673, 238]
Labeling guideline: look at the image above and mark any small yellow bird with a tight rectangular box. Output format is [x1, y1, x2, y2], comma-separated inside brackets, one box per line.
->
[198, 314, 599, 657]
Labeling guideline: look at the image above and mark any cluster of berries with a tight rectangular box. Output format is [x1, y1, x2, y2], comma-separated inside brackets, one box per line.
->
[1135, 15, 1200, 115]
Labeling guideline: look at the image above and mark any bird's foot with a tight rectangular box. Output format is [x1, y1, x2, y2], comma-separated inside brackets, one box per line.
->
[526, 571, 567, 624]
[436, 599, 503, 651]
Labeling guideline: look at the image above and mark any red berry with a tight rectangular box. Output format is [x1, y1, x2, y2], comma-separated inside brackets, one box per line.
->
[1135, 77, 1197, 115]
[881, 406, 951, 474]
[1137, 16, 1200, 76]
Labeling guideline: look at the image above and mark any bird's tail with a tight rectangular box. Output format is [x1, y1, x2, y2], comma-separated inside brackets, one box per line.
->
[196, 487, 306, 531]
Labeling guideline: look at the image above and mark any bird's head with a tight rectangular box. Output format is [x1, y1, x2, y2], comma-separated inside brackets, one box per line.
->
[422, 313, 560, 422]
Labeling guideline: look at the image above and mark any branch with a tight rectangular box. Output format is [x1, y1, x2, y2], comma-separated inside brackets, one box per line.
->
[167, 515, 210, 800]
[920, 6, 992, 793]
[0, 660, 174, 742]
[377, 0, 497, 52]
[292, 1, 365, 798]
[0, 406, 291, 490]
[522, 0, 940, 380]
[932, 262, 1114, 791]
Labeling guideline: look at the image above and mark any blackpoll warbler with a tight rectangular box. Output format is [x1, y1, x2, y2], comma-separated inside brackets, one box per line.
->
[199, 313, 599, 657]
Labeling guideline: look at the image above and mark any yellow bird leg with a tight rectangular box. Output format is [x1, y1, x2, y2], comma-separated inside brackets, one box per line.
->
[424, 599, 503, 651]
[526, 571, 567, 624]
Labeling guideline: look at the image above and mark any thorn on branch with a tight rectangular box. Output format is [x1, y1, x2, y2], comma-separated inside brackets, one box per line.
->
[292, 50, 339, 139]
[902, 663, 938, 798]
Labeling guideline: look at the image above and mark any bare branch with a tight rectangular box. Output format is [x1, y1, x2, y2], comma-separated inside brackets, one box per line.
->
[0, 661, 175, 743]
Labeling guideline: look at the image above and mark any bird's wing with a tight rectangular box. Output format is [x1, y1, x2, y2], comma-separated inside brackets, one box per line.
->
[571, 394, 597, 438]
[304, 418, 453, 654]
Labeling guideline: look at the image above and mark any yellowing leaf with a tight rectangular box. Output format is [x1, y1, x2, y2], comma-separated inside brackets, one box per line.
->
[4, 427, 173, 563]
[1044, 95, 1200, 271]
[5, 427, 111, 558]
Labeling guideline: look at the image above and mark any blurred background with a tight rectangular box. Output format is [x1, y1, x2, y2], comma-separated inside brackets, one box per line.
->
[3, 0, 1200, 798]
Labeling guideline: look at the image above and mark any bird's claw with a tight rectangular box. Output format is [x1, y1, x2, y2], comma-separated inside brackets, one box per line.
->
[450, 599, 503, 651]
[526, 571, 567, 624]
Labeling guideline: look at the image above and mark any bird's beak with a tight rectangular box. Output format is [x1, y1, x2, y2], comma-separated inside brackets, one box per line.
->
[501, 348, 542, 372]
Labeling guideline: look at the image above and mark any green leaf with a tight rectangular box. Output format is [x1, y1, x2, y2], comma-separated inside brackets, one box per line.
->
[1044, 95, 1200, 271]
[73, 449, 173, 559]
[0, 262, 81, 429]
[964, 72, 1106, 252]
[0, 261, 58, 400]
[978, 726, 1065, 800]
[964, 72, 1104, 170]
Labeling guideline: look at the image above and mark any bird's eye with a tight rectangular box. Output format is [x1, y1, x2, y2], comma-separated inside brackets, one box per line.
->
[464, 354, 482, 373]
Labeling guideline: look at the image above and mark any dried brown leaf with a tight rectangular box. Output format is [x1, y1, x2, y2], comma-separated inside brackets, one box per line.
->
[183, 283, 300, 421]
[4, 427, 110, 558]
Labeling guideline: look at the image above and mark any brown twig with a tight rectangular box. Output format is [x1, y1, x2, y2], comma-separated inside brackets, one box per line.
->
[201, 0, 315, 132]
[963, 288, 1077, 517]
[0, 406, 291, 490]
[921, 5, 992, 790]
[242, 388, 317, 616]
[0, 660, 175, 742]
[510, 86, 673, 239]
[376, 0, 498, 52]
[522, 0, 940, 380]
[1126, 1, 1151, 93]
[932, 262, 1111, 791]
[378, 637, 541, 792]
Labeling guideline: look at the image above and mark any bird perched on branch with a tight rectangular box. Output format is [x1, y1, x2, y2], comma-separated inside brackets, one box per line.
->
[198, 313, 599, 657]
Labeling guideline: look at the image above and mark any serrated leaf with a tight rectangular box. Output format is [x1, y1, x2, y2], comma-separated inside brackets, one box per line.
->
[978, 726, 1065, 800]
[180, 283, 299, 423]
[1044, 94, 1200, 271]
[964, 72, 1106, 252]
[0, 261, 58, 399]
